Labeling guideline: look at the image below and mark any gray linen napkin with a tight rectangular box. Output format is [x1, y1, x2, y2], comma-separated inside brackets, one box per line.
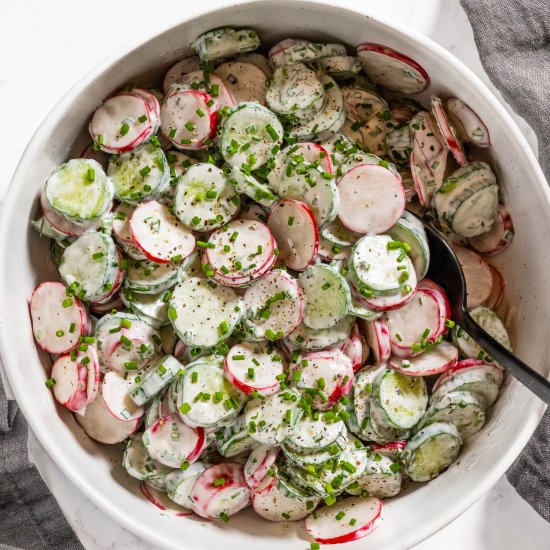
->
[461, 0, 550, 523]
[0, 374, 82, 549]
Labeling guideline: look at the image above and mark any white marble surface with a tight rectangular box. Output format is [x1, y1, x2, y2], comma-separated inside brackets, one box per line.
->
[1, 0, 549, 548]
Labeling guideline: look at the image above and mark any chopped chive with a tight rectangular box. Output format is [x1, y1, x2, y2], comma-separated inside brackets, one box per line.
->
[287, 216, 294, 226]
[219, 321, 229, 335]
[213, 477, 226, 487]
[55, 329, 64, 337]
[179, 402, 191, 414]
[120, 122, 130, 136]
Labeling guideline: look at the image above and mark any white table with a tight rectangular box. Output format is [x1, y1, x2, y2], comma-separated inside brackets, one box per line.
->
[1, 0, 548, 548]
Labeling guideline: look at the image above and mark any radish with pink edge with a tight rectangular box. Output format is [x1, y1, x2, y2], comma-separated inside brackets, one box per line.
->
[363, 317, 391, 364]
[127, 88, 161, 121]
[173, 70, 235, 110]
[357, 42, 429, 93]
[418, 278, 452, 321]
[389, 340, 459, 376]
[369, 440, 407, 459]
[101, 370, 145, 422]
[143, 414, 206, 468]
[485, 264, 505, 309]
[267, 199, 318, 271]
[305, 496, 383, 544]
[453, 245, 493, 308]
[244, 444, 280, 491]
[224, 341, 285, 396]
[337, 163, 405, 234]
[112, 203, 146, 260]
[469, 204, 514, 255]
[215, 61, 268, 105]
[361, 266, 417, 312]
[89, 92, 156, 154]
[190, 462, 251, 520]
[76, 393, 140, 444]
[140, 482, 193, 517]
[163, 55, 201, 94]
[130, 200, 195, 264]
[160, 89, 218, 150]
[343, 324, 365, 372]
[431, 96, 467, 166]
[446, 97, 491, 147]
[30, 282, 89, 354]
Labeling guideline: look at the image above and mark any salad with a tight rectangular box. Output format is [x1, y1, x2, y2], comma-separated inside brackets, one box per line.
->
[29, 26, 515, 546]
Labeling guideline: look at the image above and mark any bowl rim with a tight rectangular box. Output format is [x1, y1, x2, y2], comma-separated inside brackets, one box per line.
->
[0, 0, 548, 547]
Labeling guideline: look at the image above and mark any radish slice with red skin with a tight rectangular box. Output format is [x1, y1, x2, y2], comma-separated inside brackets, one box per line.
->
[410, 149, 433, 208]
[453, 245, 493, 309]
[357, 42, 429, 93]
[130, 200, 195, 264]
[89, 92, 155, 154]
[305, 495, 383, 544]
[431, 96, 467, 166]
[291, 349, 354, 410]
[361, 267, 417, 312]
[386, 288, 447, 358]
[76, 393, 140, 444]
[343, 325, 364, 372]
[205, 219, 276, 284]
[214, 61, 268, 105]
[485, 264, 505, 310]
[173, 71, 235, 110]
[418, 278, 452, 323]
[190, 463, 251, 520]
[433, 358, 504, 393]
[224, 341, 285, 396]
[140, 481, 193, 516]
[389, 340, 459, 376]
[363, 318, 391, 364]
[102, 371, 144, 422]
[51, 352, 91, 415]
[469, 204, 514, 255]
[83, 345, 100, 405]
[160, 89, 218, 151]
[127, 88, 161, 120]
[30, 282, 88, 354]
[446, 97, 491, 147]
[163, 55, 202, 94]
[244, 444, 280, 491]
[143, 414, 206, 468]
[90, 293, 124, 315]
[337, 163, 405, 235]
[411, 112, 446, 167]
[370, 440, 407, 459]
[267, 199, 318, 271]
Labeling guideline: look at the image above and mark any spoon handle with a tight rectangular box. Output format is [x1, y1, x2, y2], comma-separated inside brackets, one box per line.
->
[461, 312, 550, 405]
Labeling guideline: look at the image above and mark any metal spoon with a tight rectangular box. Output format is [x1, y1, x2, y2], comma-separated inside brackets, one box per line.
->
[412, 214, 550, 405]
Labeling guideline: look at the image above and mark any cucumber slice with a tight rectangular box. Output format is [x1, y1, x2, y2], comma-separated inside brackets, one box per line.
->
[276, 462, 319, 501]
[386, 123, 412, 166]
[402, 422, 461, 482]
[216, 415, 257, 458]
[299, 264, 351, 330]
[346, 454, 402, 498]
[174, 163, 239, 232]
[269, 39, 346, 66]
[320, 218, 359, 247]
[229, 166, 277, 208]
[124, 258, 181, 294]
[387, 210, 430, 280]
[144, 391, 164, 429]
[59, 232, 121, 302]
[128, 354, 183, 406]
[418, 390, 486, 440]
[286, 315, 354, 351]
[121, 288, 170, 326]
[169, 276, 243, 348]
[123, 432, 173, 481]
[372, 369, 428, 430]
[220, 102, 283, 169]
[165, 461, 208, 508]
[108, 144, 169, 203]
[177, 360, 246, 428]
[283, 434, 347, 468]
[316, 56, 362, 80]
[349, 235, 414, 297]
[191, 28, 260, 62]
[348, 283, 383, 320]
[284, 416, 347, 453]
[266, 64, 325, 120]
[44, 159, 113, 223]
[253, 483, 319, 522]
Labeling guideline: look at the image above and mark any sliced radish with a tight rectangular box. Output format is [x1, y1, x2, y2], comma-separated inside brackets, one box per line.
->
[337, 163, 405, 234]
[343, 324, 364, 372]
[244, 445, 280, 491]
[163, 55, 202, 94]
[205, 219, 276, 285]
[143, 414, 206, 468]
[453, 245, 493, 308]
[253, 483, 318, 522]
[386, 288, 447, 357]
[267, 199, 318, 271]
[418, 278, 452, 322]
[174, 70, 235, 110]
[469, 204, 514, 255]
[224, 341, 285, 396]
[291, 349, 354, 410]
[431, 96, 467, 166]
[89, 92, 155, 154]
[102, 371, 144, 421]
[190, 463, 251, 520]
[215, 61, 268, 105]
[160, 89, 217, 150]
[409, 149, 433, 208]
[140, 481, 193, 516]
[305, 496, 383, 544]
[76, 393, 140, 444]
[127, 88, 161, 120]
[90, 293, 124, 315]
[361, 267, 417, 312]
[446, 97, 491, 147]
[357, 42, 429, 93]
[485, 264, 505, 309]
[369, 440, 407, 459]
[433, 358, 504, 393]
[389, 340, 458, 376]
[411, 112, 445, 166]
[363, 318, 391, 364]
[130, 200, 195, 264]
[30, 282, 88, 354]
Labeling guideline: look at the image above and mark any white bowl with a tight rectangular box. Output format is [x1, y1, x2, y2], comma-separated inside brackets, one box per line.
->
[1, 1, 548, 548]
